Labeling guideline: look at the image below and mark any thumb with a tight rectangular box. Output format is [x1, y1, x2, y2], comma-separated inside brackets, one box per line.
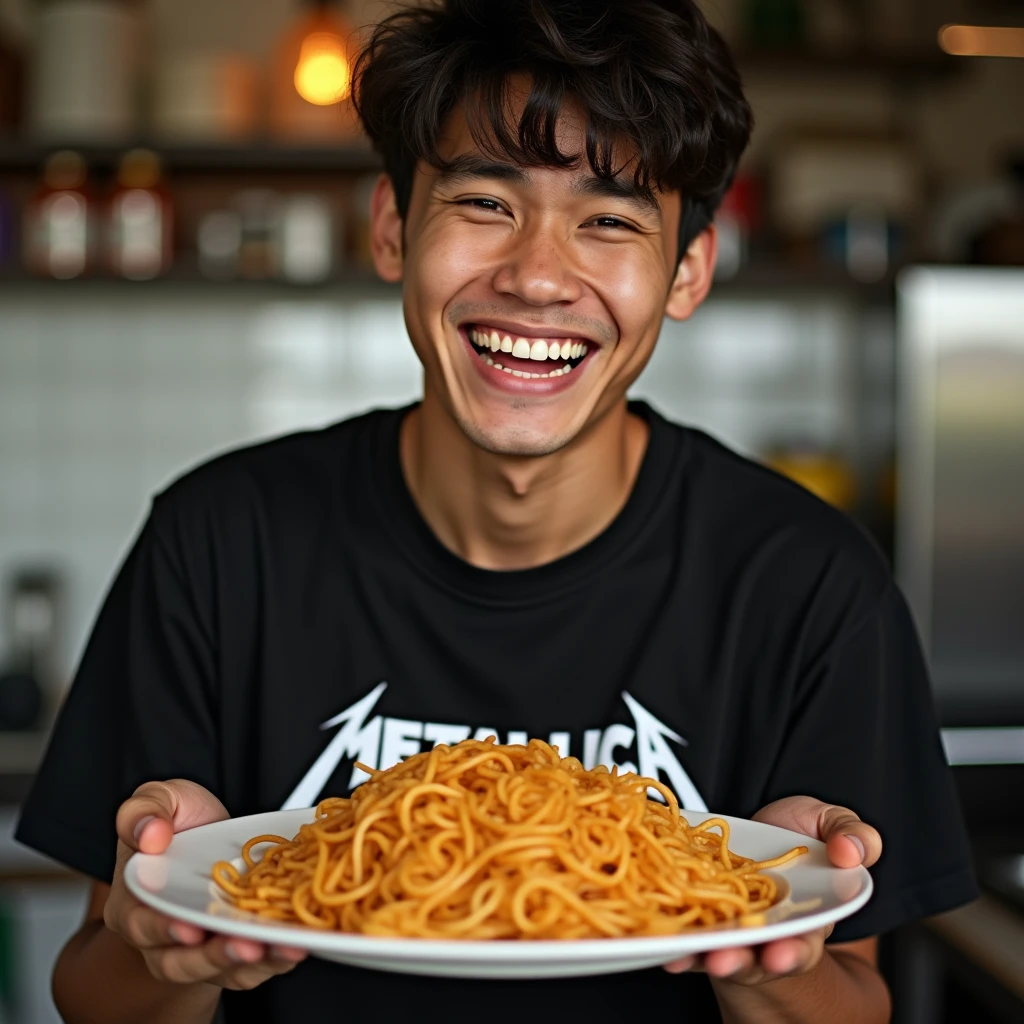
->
[116, 779, 229, 854]
[819, 805, 882, 869]
[753, 796, 882, 869]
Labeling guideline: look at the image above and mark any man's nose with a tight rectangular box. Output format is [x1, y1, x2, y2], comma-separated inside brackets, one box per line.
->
[491, 225, 583, 307]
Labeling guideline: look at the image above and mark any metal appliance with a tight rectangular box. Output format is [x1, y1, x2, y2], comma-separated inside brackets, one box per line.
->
[897, 266, 1024, 732]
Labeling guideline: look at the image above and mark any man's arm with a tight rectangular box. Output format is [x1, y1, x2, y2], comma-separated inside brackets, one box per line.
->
[54, 882, 221, 1024]
[710, 937, 890, 1024]
[665, 798, 892, 1024]
[52, 780, 307, 1024]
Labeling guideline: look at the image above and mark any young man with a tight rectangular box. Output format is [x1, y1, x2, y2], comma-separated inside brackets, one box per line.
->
[17, 1, 975, 1021]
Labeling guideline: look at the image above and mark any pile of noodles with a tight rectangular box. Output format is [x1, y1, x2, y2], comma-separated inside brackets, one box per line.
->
[212, 738, 805, 939]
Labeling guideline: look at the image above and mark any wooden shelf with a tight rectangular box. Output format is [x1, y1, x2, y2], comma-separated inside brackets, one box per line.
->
[0, 140, 382, 174]
[0, 261, 901, 299]
[0, 266, 399, 293]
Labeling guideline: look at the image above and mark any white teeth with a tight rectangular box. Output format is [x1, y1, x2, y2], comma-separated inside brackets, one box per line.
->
[470, 326, 591, 362]
[471, 324, 589, 370]
[484, 359, 572, 380]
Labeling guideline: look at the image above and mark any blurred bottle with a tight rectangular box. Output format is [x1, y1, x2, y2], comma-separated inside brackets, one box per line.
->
[29, 0, 139, 142]
[276, 194, 334, 284]
[0, 569, 62, 732]
[270, 0, 361, 143]
[24, 150, 94, 279]
[822, 202, 897, 283]
[108, 149, 174, 280]
[197, 208, 242, 280]
[235, 189, 280, 280]
[714, 172, 761, 281]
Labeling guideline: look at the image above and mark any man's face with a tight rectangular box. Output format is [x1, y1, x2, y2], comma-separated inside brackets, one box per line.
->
[381, 102, 702, 457]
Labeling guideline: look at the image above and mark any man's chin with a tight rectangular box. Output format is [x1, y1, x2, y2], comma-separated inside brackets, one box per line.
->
[455, 414, 573, 459]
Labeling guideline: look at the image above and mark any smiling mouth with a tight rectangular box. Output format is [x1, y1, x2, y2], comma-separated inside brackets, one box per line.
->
[466, 325, 591, 379]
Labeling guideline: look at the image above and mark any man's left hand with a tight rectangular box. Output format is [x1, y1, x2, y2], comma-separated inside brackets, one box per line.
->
[663, 796, 881, 984]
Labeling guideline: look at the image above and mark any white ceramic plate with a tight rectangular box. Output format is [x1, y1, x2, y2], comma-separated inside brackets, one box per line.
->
[125, 807, 873, 980]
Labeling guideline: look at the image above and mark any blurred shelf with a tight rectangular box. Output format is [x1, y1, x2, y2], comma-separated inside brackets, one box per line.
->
[0, 266, 400, 295]
[715, 261, 899, 299]
[735, 45, 961, 80]
[0, 262, 902, 299]
[0, 140, 382, 174]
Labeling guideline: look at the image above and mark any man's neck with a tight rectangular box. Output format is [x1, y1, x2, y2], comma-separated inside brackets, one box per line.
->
[399, 397, 650, 571]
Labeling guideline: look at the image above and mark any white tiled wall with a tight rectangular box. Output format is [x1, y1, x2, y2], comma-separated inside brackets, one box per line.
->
[0, 284, 422, 692]
[0, 284, 879, 693]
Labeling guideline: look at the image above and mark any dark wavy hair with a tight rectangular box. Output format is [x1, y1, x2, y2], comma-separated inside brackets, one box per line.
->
[352, 0, 753, 260]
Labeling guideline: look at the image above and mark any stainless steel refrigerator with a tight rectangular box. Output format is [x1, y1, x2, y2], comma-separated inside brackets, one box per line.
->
[897, 267, 1024, 743]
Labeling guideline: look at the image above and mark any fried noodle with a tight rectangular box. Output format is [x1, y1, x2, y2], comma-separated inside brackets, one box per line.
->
[212, 738, 806, 939]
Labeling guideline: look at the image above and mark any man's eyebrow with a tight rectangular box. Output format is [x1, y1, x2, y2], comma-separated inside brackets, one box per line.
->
[570, 175, 662, 220]
[433, 155, 530, 187]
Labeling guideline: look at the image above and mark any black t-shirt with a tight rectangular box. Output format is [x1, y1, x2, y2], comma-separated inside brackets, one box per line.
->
[17, 402, 976, 1022]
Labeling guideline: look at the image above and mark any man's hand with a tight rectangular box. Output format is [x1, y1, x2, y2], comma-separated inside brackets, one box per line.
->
[663, 796, 881, 983]
[105, 779, 308, 991]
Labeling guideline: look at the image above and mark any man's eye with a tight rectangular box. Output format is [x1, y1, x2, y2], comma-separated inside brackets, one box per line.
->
[588, 216, 636, 231]
[460, 198, 505, 213]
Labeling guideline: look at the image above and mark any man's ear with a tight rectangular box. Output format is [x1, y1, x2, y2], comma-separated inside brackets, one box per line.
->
[370, 174, 404, 283]
[665, 224, 718, 321]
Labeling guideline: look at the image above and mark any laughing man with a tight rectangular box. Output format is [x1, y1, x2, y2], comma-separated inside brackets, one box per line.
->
[18, 2, 975, 1021]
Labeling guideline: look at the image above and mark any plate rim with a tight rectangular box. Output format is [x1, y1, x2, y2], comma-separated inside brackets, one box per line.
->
[124, 806, 874, 962]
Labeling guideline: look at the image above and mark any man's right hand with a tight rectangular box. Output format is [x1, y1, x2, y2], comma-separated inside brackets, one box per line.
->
[105, 779, 307, 990]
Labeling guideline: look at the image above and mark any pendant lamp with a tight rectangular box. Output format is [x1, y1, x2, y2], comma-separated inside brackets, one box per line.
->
[270, 0, 360, 143]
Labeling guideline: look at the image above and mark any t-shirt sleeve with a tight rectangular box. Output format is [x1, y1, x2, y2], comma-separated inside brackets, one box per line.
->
[14, 503, 219, 884]
[761, 581, 978, 942]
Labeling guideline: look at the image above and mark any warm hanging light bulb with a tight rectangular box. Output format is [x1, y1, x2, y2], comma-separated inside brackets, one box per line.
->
[271, 2, 360, 141]
[294, 30, 350, 105]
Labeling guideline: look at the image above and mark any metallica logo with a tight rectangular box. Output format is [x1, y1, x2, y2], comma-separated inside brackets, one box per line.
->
[282, 684, 707, 812]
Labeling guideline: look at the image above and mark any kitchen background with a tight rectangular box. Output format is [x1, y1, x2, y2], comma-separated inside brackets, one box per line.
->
[0, 0, 1022, 1021]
